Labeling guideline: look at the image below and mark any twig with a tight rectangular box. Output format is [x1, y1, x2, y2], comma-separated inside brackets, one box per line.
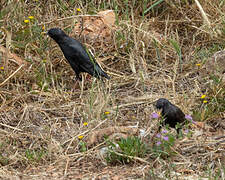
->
[0, 64, 24, 87]
[0, 122, 22, 131]
[38, 15, 101, 26]
[194, 0, 211, 27]
[111, 101, 153, 110]
[108, 150, 151, 164]
[64, 158, 69, 176]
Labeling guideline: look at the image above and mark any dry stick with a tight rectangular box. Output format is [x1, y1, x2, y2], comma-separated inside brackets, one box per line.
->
[194, 0, 211, 27]
[107, 150, 151, 164]
[157, 20, 202, 23]
[0, 128, 10, 134]
[107, 71, 124, 78]
[0, 64, 24, 87]
[111, 101, 153, 110]
[13, 104, 28, 133]
[67, 141, 106, 159]
[64, 158, 70, 176]
[182, 138, 225, 152]
[0, 92, 6, 109]
[170, 146, 190, 162]
[38, 15, 101, 26]
[121, 22, 162, 45]
[0, 122, 22, 131]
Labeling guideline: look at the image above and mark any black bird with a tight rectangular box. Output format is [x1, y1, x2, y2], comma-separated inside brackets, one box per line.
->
[155, 98, 186, 134]
[47, 28, 110, 81]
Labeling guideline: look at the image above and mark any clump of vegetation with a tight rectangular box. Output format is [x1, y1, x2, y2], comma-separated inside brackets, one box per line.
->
[193, 79, 225, 122]
[152, 130, 176, 158]
[105, 136, 148, 164]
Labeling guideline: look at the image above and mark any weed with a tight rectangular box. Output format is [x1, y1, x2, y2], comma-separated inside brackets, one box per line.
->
[25, 149, 47, 164]
[105, 136, 148, 164]
[79, 141, 87, 152]
[0, 154, 9, 166]
[193, 79, 225, 121]
[153, 131, 176, 158]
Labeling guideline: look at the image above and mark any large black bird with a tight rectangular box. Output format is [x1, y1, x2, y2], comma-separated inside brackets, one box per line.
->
[47, 28, 110, 81]
[155, 98, 186, 134]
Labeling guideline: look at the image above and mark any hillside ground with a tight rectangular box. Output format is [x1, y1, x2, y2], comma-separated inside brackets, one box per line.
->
[0, 0, 224, 179]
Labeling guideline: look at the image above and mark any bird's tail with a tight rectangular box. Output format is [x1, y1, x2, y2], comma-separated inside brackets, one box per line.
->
[100, 71, 110, 79]
[94, 65, 110, 80]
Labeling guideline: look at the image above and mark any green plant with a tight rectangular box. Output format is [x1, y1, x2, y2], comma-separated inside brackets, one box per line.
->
[79, 141, 87, 152]
[105, 136, 148, 164]
[193, 80, 225, 121]
[153, 131, 176, 158]
[143, 0, 165, 15]
[25, 149, 47, 163]
[0, 154, 9, 166]
[169, 38, 182, 72]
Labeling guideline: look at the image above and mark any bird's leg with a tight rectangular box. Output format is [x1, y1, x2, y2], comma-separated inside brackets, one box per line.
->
[72, 75, 82, 90]
[86, 74, 92, 83]
[72, 80, 80, 90]
[80, 74, 84, 98]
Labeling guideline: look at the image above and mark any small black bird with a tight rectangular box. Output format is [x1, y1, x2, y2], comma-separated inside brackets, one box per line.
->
[155, 98, 186, 134]
[47, 28, 110, 81]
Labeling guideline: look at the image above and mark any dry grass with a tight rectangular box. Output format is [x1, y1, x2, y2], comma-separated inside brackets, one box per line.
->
[0, 0, 225, 179]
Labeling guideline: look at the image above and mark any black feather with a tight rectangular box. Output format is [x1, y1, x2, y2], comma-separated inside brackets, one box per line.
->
[155, 98, 186, 134]
[47, 28, 110, 80]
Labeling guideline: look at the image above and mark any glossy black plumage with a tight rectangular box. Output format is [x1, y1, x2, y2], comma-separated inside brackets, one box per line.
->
[155, 98, 186, 133]
[47, 28, 110, 80]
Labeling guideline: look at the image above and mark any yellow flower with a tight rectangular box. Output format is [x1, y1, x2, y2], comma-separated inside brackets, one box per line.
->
[201, 95, 206, 99]
[42, 25, 45, 30]
[83, 122, 88, 126]
[0, 67, 4, 70]
[78, 135, 84, 140]
[196, 63, 201, 67]
[77, 8, 81, 12]
[24, 19, 29, 23]
[203, 100, 208, 103]
[104, 111, 110, 115]
[28, 16, 34, 19]
[157, 111, 161, 115]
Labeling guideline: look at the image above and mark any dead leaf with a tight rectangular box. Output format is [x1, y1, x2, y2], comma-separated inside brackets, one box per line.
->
[193, 121, 205, 129]
[86, 126, 138, 147]
[73, 10, 116, 49]
[98, 10, 115, 27]
[0, 45, 27, 66]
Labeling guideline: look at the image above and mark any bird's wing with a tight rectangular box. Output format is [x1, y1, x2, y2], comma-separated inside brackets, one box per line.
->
[175, 108, 185, 122]
[69, 42, 104, 77]
[168, 106, 185, 124]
